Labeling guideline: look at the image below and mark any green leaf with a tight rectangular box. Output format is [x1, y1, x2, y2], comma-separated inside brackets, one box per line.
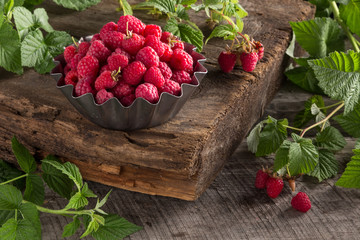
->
[178, 23, 204, 51]
[23, 174, 44, 206]
[0, 210, 15, 226]
[288, 133, 319, 175]
[91, 214, 142, 240]
[0, 21, 22, 74]
[285, 66, 323, 94]
[0, 160, 26, 190]
[81, 182, 97, 198]
[21, 29, 47, 68]
[307, 149, 338, 182]
[52, 0, 101, 11]
[311, 103, 330, 128]
[65, 192, 88, 210]
[62, 217, 80, 238]
[356, 138, 360, 149]
[309, 50, 360, 114]
[247, 121, 264, 153]
[256, 116, 288, 156]
[33, 8, 53, 33]
[42, 155, 74, 199]
[293, 95, 325, 128]
[81, 217, 99, 238]
[340, 0, 360, 36]
[289, 17, 344, 58]
[205, 24, 235, 44]
[19, 202, 41, 237]
[11, 136, 36, 174]
[336, 149, 360, 188]
[274, 140, 291, 171]
[118, 0, 132, 15]
[176, 4, 189, 20]
[41, 160, 83, 191]
[96, 190, 112, 210]
[334, 103, 360, 137]
[0, 218, 16, 240]
[315, 126, 346, 151]
[135, 0, 176, 13]
[0, 185, 22, 210]
[181, 0, 197, 5]
[34, 50, 55, 74]
[13, 6, 34, 39]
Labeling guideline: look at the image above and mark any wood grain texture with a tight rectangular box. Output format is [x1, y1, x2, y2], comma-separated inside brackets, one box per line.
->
[0, 0, 315, 200]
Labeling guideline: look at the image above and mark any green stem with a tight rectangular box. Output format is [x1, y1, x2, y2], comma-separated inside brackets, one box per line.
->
[0, 174, 28, 186]
[319, 101, 343, 110]
[329, 1, 360, 53]
[284, 125, 303, 132]
[300, 102, 344, 137]
[22, 200, 93, 216]
[286, 165, 291, 177]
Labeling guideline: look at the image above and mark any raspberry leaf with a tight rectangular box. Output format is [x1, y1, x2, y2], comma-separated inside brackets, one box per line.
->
[11, 136, 36, 174]
[336, 149, 360, 188]
[246, 121, 264, 153]
[0, 20, 22, 74]
[309, 50, 360, 114]
[20, 29, 47, 67]
[23, 174, 44, 206]
[19, 202, 41, 237]
[274, 140, 291, 171]
[307, 149, 338, 181]
[293, 95, 325, 128]
[0, 185, 22, 210]
[0, 160, 26, 190]
[290, 17, 344, 58]
[134, 0, 176, 13]
[52, 0, 101, 11]
[205, 24, 236, 44]
[285, 66, 323, 94]
[0, 218, 40, 240]
[334, 103, 360, 137]
[314, 126, 346, 151]
[62, 217, 81, 238]
[339, 0, 360, 36]
[288, 133, 319, 175]
[65, 192, 89, 210]
[0, 210, 15, 226]
[32, 8, 53, 33]
[33, 50, 55, 74]
[118, 0, 132, 16]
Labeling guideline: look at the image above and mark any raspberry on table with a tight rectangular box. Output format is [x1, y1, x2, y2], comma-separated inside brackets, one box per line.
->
[171, 70, 192, 85]
[135, 83, 159, 104]
[160, 43, 173, 62]
[218, 51, 237, 73]
[120, 93, 136, 107]
[136, 46, 159, 68]
[144, 66, 165, 88]
[240, 52, 258, 72]
[143, 24, 162, 38]
[107, 53, 129, 72]
[77, 55, 99, 79]
[144, 35, 165, 57]
[117, 15, 146, 35]
[112, 81, 134, 99]
[95, 70, 119, 91]
[170, 49, 193, 73]
[158, 62, 172, 79]
[122, 61, 147, 86]
[64, 45, 77, 63]
[96, 89, 114, 104]
[122, 33, 144, 56]
[64, 70, 78, 87]
[266, 177, 284, 198]
[291, 192, 311, 213]
[255, 169, 269, 189]
[159, 79, 181, 96]
[100, 22, 118, 40]
[101, 31, 125, 51]
[86, 40, 111, 63]
[75, 78, 95, 97]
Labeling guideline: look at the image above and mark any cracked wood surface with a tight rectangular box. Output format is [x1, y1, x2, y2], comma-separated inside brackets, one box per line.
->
[0, 0, 314, 200]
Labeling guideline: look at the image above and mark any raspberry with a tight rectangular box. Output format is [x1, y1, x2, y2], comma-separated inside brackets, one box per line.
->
[64, 45, 77, 63]
[170, 49, 193, 73]
[266, 177, 284, 198]
[171, 70, 192, 85]
[144, 35, 165, 57]
[77, 55, 99, 79]
[120, 93, 136, 107]
[160, 43, 173, 62]
[102, 31, 125, 51]
[218, 51, 237, 73]
[100, 64, 110, 74]
[122, 33, 144, 56]
[112, 81, 134, 99]
[107, 53, 129, 72]
[254, 41, 264, 60]
[291, 192, 311, 213]
[70, 53, 84, 70]
[159, 79, 181, 96]
[172, 40, 184, 50]
[91, 33, 101, 43]
[160, 31, 173, 44]
[64, 70, 78, 86]
[122, 61, 147, 85]
[117, 15, 146, 35]
[144, 66, 165, 88]
[63, 64, 71, 75]
[240, 52, 258, 72]
[75, 79, 95, 97]
[115, 48, 132, 60]
[143, 24, 162, 38]
[135, 83, 159, 104]
[87, 40, 111, 63]
[95, 70, 119, 91]
[158, 62, 172, 79]
[136, 46, 159, 68]
[78, 42, 90, 55]
[82, 75, 96, 84]
[100, 22, 118, 40]
[255, 169, 269, 189]
[96, 89, 114, 104]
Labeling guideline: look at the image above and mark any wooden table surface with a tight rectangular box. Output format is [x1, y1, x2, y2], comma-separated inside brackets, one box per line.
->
[41, 81, 360, 239]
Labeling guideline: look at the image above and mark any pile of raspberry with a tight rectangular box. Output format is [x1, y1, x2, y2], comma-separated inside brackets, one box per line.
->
[62, 15, 195, 106]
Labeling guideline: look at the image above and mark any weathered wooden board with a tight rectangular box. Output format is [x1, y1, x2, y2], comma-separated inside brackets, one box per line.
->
[0, 0, 314, 200]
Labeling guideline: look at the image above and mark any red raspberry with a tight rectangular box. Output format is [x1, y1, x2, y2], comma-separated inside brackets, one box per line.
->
[266, 177, 284, 198]
[107, 53, 129, 72]
[135, 83, 159, 104]
[77, 55, 99, 79]
[96, 89, 114, 104]
[117, 15, 146, 35]
[91, 33, 101, 43]
[254, 41, 264, 60]
[136, 46, 159, 68]
[158, 62, 172, 79]
[144, 35, 165, 57]
[64, 64, 71, 75]
[160, 43, 173, 62]
[120, 93, 136, 107]
[255, 169, 269, 189]
[291, 192, 311, 213]
[100, 22, 118, 40]
[218, 51, 237, 73]
[115, 48, 132, 60]
[122, 61, 147, 85]
[159, 79, 181, 96]
[102, 31, 125, 51]
[82, 75, 96, 84]
[100, 64, 110, 74]
[171, 70, 192, 85]
[95, 70, 119, 91]
[64, 70, 78, 86]
[78, 42, 90, 55]
[87, 40, 111, 63]
[160, 31, 172, 44]
[240, 52, 258, 72]
[170, 49, 193, 73]
[70, 53, 84, 70]
[75, 79, 95, 97]
[112, 81, 134, 99]
[144, 66, 165, 88]
[64, 45, 77, 63]
[172, 40, 184, 50]
[122, 33, 144, 56]
[143, 24, 162, 38]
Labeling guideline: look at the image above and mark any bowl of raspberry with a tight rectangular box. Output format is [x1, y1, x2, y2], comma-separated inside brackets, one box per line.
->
[50, 15, 207, 130]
